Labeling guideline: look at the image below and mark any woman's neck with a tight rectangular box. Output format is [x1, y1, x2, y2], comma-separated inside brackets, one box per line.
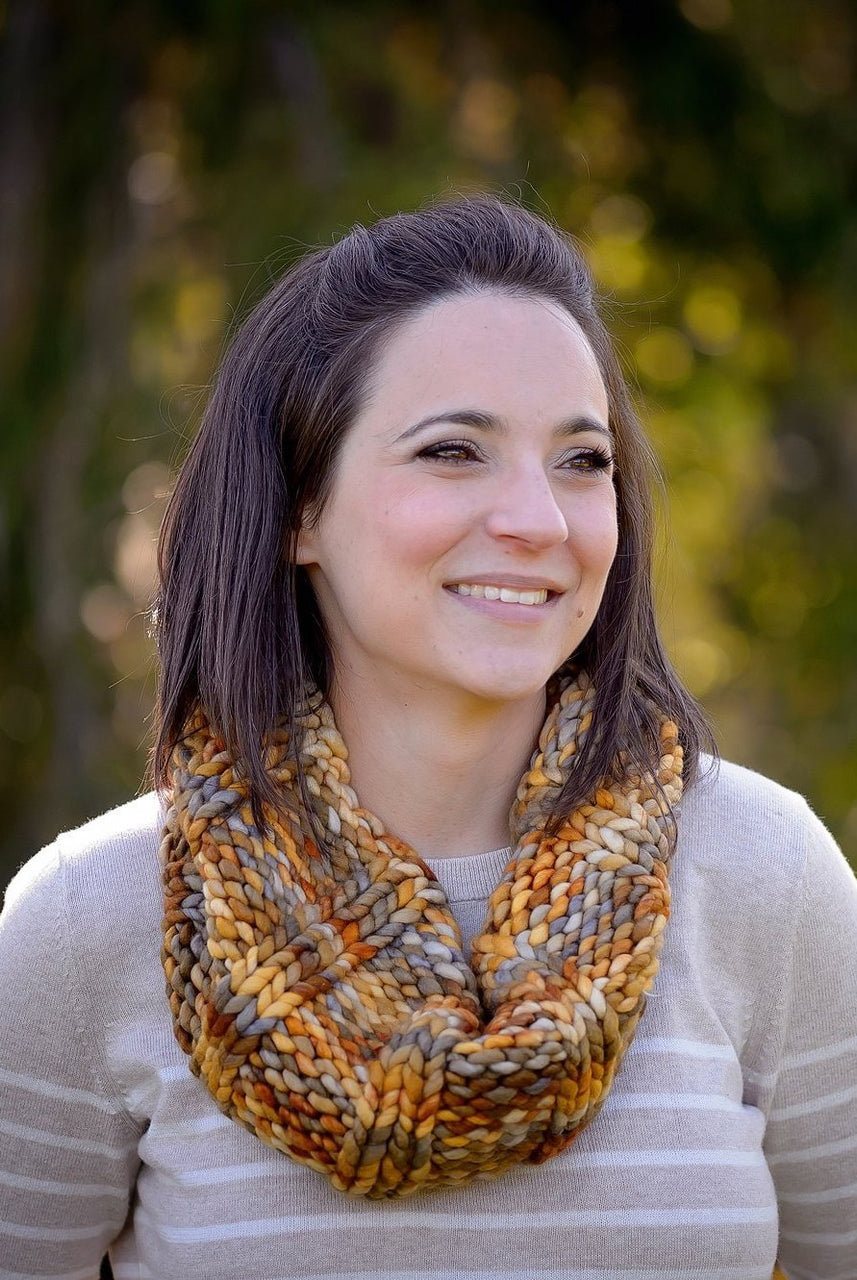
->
[329, 675, 546, 861]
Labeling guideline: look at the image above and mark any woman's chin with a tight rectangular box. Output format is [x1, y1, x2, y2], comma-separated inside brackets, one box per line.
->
[447, 665, 561, 708]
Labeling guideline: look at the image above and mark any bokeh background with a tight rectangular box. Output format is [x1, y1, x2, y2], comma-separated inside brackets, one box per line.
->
[2, 0, 856, 891]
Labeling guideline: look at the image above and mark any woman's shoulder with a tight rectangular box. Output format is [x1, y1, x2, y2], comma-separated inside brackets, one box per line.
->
[3, 790, 166, 928]
[56, 788, 166, 856]
[679, 753, 851, 896]
[685, 752, 819, 822]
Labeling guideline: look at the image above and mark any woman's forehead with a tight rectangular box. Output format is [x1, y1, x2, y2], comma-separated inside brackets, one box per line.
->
[361, 291, 608, 428]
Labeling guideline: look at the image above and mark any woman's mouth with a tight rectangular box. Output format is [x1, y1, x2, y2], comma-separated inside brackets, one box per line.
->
[446, 583, 553, 605]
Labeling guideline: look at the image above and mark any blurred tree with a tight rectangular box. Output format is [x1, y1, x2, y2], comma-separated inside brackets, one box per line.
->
[1, 0, 855, 887]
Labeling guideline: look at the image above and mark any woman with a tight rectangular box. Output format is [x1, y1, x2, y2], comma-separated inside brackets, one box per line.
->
[1, 196, 855, 1280]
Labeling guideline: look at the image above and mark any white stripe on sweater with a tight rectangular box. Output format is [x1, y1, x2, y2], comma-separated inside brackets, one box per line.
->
[778, 1035, 857, 1071]
[170, 1147, 765, 1188]
[3, 1269, 109, 1280]
[0, 1168, 126, 1198]
[0, 1216, 113, 1241]
[767, 1080, 857, 1122]
[139, 1205, 778, 1244]
[766, 1132, 857, 1165]
[780, 1224, 857, 1246]
[0, 1117, 129, 1160]
[263, 1271, 777, 1280]
[0, 1065, 122, 1114]
[777, 1178, 857, 1204]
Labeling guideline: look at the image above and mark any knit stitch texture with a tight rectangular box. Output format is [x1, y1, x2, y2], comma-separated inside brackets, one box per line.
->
[162, 672, 682, 1197]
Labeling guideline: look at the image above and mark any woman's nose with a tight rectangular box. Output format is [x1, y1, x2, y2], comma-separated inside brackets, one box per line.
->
[483, 466, 569, 548]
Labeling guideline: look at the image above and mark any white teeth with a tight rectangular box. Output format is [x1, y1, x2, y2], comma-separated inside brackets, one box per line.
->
[451, 584, 549, 605]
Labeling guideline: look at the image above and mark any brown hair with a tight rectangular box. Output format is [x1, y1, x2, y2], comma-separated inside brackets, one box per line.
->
[151, 194, 714, 832]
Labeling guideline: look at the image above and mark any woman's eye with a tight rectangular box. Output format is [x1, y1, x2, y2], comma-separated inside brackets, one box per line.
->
[418, 439, 482, 464]
[560, 447, 615, 474]
[416, 440, 615, 472]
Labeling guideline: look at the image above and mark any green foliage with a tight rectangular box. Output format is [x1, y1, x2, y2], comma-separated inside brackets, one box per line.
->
[2, 0, 856, 883]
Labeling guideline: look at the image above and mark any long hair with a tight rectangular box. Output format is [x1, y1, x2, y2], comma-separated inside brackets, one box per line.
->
[150, 194, 714, 832]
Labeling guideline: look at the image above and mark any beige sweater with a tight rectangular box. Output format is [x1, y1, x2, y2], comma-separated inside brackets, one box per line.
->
[1, 758, 856, 1280]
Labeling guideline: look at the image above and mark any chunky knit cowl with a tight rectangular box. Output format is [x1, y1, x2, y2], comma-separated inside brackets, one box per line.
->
[161, 671, 682, 1199]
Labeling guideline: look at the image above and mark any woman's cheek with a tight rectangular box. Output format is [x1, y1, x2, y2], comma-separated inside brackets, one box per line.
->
[384, 493, 470, 562]
[567, 493, 619, 567]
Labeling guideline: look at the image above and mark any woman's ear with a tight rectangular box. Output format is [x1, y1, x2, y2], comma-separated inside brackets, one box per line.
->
[293, 524, 318, 566]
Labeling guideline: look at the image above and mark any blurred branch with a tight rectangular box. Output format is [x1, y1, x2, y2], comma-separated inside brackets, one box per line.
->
[0, 0, 46, 365]
[269, 19, 342, 190]
[30, 181, 133, 827]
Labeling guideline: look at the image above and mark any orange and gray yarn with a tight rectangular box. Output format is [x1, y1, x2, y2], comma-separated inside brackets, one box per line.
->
[162, 672, 682, 1199]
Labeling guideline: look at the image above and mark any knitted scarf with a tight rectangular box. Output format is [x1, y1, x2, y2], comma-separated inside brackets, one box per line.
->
[161, 671, 682, 1200]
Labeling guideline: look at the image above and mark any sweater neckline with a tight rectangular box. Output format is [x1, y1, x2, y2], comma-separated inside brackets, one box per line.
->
[421, 845, 513, 900]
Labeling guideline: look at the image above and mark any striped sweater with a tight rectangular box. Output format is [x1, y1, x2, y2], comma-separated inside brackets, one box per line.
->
[1, 758, 856, 1280]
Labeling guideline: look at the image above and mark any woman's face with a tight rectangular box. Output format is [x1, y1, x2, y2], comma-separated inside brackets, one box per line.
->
[297, 290, 618, 708]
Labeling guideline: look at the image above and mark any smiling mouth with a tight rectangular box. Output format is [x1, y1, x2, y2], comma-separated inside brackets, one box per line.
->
[447, 584, 552, 605]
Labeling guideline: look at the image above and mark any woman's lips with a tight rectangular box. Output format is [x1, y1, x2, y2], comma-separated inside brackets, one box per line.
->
[443, 583, 561, 618]
[449, 583, 550, 605]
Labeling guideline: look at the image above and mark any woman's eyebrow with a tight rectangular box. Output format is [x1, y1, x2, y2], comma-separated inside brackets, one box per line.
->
[393, 408, 613, 445]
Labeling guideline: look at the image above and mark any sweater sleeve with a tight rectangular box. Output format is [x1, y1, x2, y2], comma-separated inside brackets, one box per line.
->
[759, 809, 857, 1280]
[0, 842, 142, 1279]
